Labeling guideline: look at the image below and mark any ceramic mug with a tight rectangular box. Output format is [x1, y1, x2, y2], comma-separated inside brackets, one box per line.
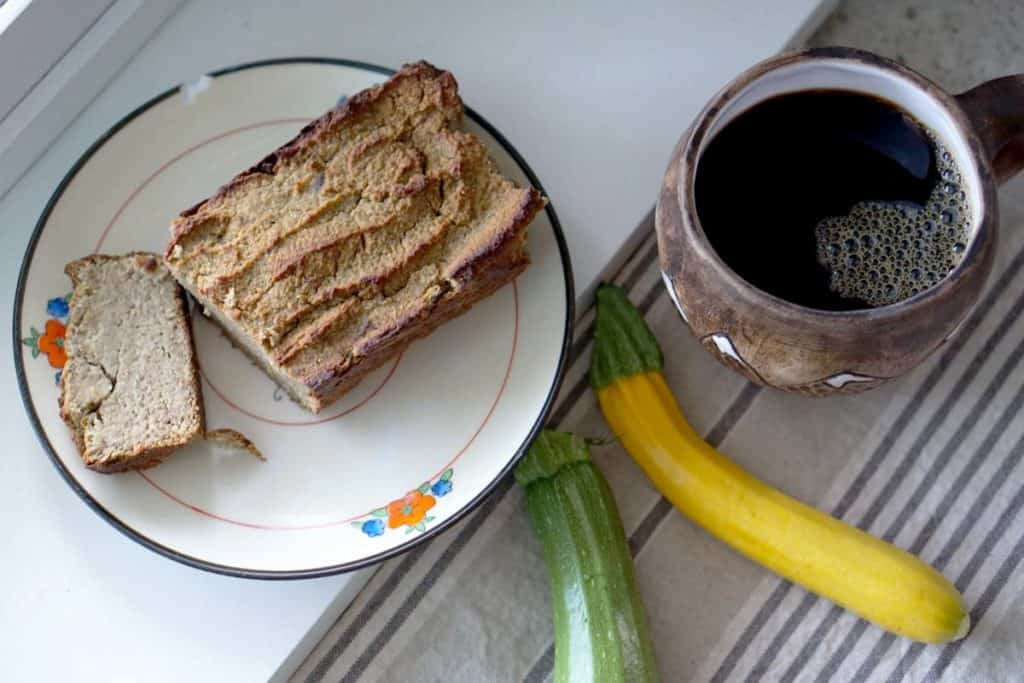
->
[657, 47, 1024, 396]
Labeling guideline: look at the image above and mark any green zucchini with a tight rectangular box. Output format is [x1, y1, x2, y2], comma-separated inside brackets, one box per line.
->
[516, 430, 660, 683]
[590, 284, 664, 390]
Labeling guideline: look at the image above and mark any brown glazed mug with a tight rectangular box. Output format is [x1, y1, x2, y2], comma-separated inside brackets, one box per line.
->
[657, 47, 1024, 396]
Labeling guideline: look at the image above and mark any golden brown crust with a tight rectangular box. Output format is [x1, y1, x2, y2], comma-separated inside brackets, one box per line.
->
[168, 61, 457, 245]
[82, 444, 182, 474]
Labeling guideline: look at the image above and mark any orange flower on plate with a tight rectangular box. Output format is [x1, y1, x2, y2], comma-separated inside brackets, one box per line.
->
[386, 490, 436, 529]
[37, 319, 67, 369]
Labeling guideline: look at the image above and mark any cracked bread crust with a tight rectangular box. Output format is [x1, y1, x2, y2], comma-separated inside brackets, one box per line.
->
[60, 253, 205, 473]
[165, 61, 543, 412]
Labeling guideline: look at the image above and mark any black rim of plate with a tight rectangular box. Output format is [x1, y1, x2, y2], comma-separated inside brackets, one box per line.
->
[13, 57, 575, 580]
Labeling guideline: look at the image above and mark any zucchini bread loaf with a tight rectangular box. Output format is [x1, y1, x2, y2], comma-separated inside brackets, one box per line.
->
[61, 253, 204, 472]
[166, 61, 543, 412]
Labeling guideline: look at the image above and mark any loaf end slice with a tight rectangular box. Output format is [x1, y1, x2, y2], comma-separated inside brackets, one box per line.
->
[60, 253, 205, 473]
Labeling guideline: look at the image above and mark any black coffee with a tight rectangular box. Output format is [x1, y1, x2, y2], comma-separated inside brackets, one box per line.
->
[695, 89, 971, 310]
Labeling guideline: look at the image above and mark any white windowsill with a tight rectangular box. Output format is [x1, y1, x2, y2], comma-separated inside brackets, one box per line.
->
[0, 0, 183, 200]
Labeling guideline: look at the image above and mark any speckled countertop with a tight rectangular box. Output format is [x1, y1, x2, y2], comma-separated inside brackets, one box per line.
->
[809, 0, 1023, 92]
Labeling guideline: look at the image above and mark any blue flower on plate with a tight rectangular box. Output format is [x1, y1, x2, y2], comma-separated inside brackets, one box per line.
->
[54, 371, 62, 386]
[361, 518, 385, 537]
[47, 296, 69, 319]
[431, 479, 452, 497]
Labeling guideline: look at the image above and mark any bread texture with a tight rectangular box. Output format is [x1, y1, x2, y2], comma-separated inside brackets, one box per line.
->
[60, 253, 205, 473]
[165, 61, 543, 412]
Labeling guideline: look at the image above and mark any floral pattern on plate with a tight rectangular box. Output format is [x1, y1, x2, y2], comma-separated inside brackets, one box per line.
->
[22, 295, 70, 385]
[354, 468, 454, 537]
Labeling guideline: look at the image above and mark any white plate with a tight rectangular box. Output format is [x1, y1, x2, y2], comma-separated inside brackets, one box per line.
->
[14, 59, 573, 578]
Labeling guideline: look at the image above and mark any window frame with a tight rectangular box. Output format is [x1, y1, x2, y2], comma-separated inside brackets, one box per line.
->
[0, 0, 184, 199]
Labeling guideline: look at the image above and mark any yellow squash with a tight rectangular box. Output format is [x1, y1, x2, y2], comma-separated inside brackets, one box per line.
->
[591, 284, 969, 644]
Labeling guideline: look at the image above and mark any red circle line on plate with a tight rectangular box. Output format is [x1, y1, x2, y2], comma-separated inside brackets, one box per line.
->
[94, 115, 520, 531]
[138, 281, 519, 531]
[93, 117, 311, 254]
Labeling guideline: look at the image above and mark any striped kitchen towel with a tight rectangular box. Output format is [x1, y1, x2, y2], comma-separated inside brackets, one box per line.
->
[292, 174, 1024, 683]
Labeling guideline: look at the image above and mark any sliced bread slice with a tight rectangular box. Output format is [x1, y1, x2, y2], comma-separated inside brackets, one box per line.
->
[60, 253, 204, 472]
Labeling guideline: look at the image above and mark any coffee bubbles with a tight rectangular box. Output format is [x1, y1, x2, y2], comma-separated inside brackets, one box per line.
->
[815, 137, 970, 307]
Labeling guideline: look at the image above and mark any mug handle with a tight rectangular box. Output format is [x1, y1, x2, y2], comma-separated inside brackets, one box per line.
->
[956, 75, 1024, 185]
